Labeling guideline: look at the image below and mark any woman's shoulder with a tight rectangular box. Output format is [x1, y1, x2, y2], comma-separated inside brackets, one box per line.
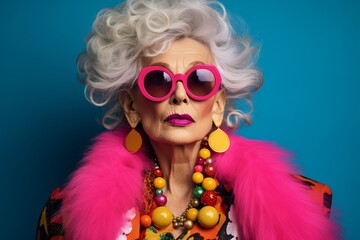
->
[216, 134, 340, 239]
[219, 134, 332, 209]
[216, 133, 292, 182]
[36, 187, 65, 240]
[294, 174, 333, 215]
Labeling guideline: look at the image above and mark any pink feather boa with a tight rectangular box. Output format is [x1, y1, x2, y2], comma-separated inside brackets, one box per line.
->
[61, 129, 340, 239]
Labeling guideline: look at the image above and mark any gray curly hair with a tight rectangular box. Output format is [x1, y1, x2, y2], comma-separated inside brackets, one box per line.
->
[78, 0, 263, 129]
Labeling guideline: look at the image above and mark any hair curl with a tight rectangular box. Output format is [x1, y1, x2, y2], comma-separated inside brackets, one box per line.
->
[78, 0, 263, 130]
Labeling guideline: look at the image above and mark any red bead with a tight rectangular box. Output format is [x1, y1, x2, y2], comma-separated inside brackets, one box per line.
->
[200, 190, 218, 206]
[196, 158, 205, 165]
[201, 140, 209, 148]
[154, 168, 163, 177]
[204, 163, 215, 177]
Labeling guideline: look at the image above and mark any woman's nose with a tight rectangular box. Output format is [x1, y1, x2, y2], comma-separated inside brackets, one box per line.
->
[170, 81, 189, 104]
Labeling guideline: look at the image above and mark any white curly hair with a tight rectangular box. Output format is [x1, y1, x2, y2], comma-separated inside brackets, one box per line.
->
[78, 0, 263, 129]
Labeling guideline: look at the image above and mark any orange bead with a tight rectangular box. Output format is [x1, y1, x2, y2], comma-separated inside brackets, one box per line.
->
[140, 214, 152, 228]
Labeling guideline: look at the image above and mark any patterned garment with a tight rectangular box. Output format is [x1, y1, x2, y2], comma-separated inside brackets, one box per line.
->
[36, 174, 331, 240]
[136, 169, 238, 239]
[121, 180, 237, 240]
[36, 187, 65, 240]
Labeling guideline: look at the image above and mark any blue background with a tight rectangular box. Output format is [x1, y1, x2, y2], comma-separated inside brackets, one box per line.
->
[0, 0, 358, 239]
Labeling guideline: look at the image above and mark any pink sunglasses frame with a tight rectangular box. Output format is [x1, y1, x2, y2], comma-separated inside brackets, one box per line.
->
[137, 64, 222, 102]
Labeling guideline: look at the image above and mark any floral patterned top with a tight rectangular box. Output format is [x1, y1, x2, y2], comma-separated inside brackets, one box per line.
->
[36, 175, 331, 239]
[140, 171, 237, 239]
[110, 168, 238, 239]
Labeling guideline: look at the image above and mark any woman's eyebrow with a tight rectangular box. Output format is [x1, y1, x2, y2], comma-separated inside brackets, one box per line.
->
[148, 62, 170, 68]
[187, 61, 205, 68]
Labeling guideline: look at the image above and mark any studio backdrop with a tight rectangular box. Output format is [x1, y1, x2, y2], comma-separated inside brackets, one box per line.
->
[0, 0, 358, 239]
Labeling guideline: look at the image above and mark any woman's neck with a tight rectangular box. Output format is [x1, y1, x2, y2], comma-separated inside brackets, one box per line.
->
[150, 140, 202, 215]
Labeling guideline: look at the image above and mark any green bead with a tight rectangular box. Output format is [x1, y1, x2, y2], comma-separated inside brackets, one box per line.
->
[155, 189, 163, 195]
[193, 186, 205, 198]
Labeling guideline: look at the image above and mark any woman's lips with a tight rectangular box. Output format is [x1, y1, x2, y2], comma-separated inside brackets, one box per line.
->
[164, 114, 194, 126]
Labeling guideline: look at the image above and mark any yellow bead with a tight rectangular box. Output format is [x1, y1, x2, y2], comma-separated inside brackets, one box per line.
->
[197, 206, 219, 228]
[202, 177, 217, 191]
[151, 206, 173, 229]
[153, 177, 166, 189]
[199, 148, 211, 159]
[192, 172, 204, 184]
[186, 208, 199, 221]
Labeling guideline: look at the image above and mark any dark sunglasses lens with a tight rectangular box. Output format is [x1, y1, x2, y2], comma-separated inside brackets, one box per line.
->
[144, 70, 172, 98]
[187, 69, 216, 96]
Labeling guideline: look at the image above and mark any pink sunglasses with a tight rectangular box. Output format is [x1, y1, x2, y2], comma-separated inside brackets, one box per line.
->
[137, 64, 222, 102]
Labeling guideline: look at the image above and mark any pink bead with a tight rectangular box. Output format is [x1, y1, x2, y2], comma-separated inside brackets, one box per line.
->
[196, 158, 205, 165]
[194, 165, 203, 173]
[154, 194, 167, 206]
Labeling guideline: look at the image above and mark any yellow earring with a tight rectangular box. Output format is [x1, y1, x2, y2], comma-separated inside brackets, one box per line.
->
[125, 117, 142, 153]
[208, 119, 230, 153]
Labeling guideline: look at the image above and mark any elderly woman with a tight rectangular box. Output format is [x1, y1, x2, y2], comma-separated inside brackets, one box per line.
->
[36, 0, 340, 239]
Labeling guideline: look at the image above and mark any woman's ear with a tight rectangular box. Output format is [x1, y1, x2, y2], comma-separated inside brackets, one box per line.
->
[119, 92, 141, 128]
[212, 89, 226, 126]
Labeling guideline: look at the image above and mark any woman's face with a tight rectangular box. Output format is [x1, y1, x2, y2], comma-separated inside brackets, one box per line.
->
[129, 38, 225, 145]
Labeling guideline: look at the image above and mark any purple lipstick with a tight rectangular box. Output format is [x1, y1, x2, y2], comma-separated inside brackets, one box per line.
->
[164, 114, 194, 126]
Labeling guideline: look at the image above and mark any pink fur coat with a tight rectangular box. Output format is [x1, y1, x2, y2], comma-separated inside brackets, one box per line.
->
[61, 129, 340, 239]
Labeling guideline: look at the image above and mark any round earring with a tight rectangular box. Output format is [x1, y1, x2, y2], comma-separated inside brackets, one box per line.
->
[208, 119, 230, 153]
[125, 118, 142, 153]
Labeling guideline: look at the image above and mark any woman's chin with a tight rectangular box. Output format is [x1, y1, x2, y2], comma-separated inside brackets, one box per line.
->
[144, 124, 211, 146]
[149, 131, 206, 146]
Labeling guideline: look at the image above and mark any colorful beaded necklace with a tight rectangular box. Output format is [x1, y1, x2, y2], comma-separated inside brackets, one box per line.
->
[140, 143, 219, 231]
